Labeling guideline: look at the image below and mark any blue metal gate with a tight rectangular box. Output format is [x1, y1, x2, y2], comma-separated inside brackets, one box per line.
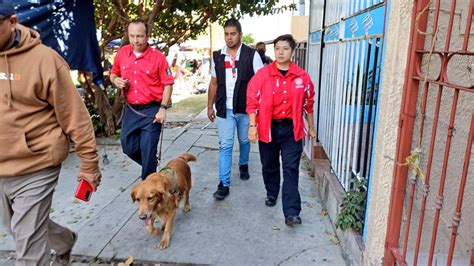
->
[308, 0, 387, 190]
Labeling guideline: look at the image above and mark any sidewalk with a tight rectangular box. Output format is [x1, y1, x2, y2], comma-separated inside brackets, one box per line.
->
[0, 112, 346, 265]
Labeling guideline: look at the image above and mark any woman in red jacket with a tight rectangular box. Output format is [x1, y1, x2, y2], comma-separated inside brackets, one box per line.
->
[247, 34, 316, 226]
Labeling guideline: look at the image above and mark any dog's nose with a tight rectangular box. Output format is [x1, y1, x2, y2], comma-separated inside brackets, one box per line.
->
[138, 214, 147, 220]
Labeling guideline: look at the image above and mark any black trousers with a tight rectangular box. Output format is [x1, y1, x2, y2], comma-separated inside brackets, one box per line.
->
[120, 102, 162, 180]
[258, 120, 303, 217]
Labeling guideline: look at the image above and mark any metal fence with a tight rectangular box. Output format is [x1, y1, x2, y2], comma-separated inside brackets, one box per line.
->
[308, 0, 386, 190]
[384, 0, 474, 264]
[293, 41, 307, 69]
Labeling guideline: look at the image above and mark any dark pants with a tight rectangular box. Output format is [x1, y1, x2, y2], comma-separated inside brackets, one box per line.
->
[121, 102, 162, 180]
[258, 120, 303, 217]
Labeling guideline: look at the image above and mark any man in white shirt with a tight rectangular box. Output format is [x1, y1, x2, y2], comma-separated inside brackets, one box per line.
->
[207, 18, 264, 200]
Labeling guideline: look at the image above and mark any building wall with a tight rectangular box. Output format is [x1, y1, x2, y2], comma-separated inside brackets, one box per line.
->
[363, 0, 413, 264]
[365, 0, 474, 264]
[291, 16, 309, 42]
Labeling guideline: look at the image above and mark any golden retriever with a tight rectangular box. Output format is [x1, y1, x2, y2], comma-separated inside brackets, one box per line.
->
[131, 152, 196, 249]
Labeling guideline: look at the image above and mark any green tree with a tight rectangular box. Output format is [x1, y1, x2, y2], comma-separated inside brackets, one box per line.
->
[81, 1, 295, 136]
[242, 34, 255, 44]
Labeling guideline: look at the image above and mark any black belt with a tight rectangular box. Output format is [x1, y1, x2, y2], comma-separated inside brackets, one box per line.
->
[128, 101, 160, 111]
[272, 119, 292, 126]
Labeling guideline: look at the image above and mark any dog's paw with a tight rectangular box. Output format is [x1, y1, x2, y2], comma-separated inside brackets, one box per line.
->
[159, 238, 170, 249]
[146, 225, 161, 236]
[183, 205, 191, 212]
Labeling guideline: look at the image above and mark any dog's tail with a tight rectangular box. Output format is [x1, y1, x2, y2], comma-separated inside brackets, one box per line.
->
[180, 152, 197, 162]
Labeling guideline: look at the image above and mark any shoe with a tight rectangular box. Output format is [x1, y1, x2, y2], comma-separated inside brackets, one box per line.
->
[51, 231, 77, 265]
[239, 165, 250, 180]
[213, 182, 229, 200]
[285, 215, 302, 226]
[265, 196, 277, 207]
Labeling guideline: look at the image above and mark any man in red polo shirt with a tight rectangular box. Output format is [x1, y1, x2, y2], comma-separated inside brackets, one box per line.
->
[110, 20, 174, 180]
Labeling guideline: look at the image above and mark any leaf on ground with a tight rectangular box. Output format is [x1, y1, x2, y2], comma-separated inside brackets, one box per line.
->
[306, 202, 313, 208]
[330, 239, 340, 245]
[73, 199, 81, 204]
[119, 187, 126, 192]
[320, 209, 328, 216]
[272, 225, 281, 231]
[66, 220, 78, 224]
[325, 230, 336, 237]
[49, 208, 55, 213]
[123, 256, 134, 265]
[0, 232, 7, 238]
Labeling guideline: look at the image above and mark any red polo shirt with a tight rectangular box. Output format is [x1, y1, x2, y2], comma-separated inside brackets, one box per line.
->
[247, 62, 315, 143]
[111, 44, 174, 104]
[272, 70, 293, 119]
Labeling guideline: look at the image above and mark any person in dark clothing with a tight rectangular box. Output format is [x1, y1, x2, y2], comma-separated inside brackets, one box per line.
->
[110, 20, 174, 180]
[256, 41, 273, 65]
[207, 18, 264, 200]
[247, 34, 316, 226]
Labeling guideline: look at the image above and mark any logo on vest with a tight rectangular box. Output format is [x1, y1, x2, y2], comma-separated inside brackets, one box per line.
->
[0, 72, 21, 81]
[295, 78, 304, 88]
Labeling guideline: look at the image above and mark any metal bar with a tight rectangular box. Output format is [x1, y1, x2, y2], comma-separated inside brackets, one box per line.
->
[402, 174, 417, 259]
[316, 0, 328, 143]
[346, 41, 360, 187]
[428, 89, 460, 265]
[412, 77, 473, 92]
[414, 50, 474, 56]
[461, 0, 473, 51]
[362, 38, 379, 177]
[352, 40, 366, 178]
[471, 239, 474, 266]
[390, 248, 408, 266]
[427, 0, 459, 263]
[365, 38, 381, 183]
[356, 41, 372, 176]
[337, 41, 348, 181]
[342, 1, 385, 21]
[343, 40, 356, 187]
[383, 0, 430, 264]
[447, 112, 473, 265]
[323, 33, 384, 43]
[332, 44, 343, 178]
[413, 85, 443, 265]
[413, 0, 444, 263]
[340, 41, 353, 186]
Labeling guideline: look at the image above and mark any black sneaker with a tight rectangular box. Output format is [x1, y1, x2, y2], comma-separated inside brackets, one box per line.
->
[265, 195, 277, 207]
[213, 182, 229, 200]
[239, 165, 250, 180]
[285, 215, 302, 226]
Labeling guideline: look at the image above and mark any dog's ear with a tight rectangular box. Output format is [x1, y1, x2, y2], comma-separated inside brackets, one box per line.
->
[131, 188, 137, 202]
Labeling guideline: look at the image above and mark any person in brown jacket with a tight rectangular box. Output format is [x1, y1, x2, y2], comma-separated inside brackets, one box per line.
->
[0, 4, 102, 265]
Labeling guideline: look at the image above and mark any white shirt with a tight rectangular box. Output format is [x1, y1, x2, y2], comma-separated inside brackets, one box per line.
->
[211, 43, 264, 109]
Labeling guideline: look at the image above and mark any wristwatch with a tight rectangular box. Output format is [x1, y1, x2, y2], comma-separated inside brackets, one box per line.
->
[160, 104, 170, 110]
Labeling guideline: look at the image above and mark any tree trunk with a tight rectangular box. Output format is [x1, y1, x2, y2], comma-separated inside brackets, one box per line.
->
[78, 71, 119, 136]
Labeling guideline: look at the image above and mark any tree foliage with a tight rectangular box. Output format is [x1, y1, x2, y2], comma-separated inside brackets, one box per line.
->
[87, 0, 295, 136]
[242, 34, 255, 44]
[94, 0, 295, 55]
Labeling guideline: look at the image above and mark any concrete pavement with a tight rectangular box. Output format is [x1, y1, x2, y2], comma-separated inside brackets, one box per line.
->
[0, 112, 346, 265]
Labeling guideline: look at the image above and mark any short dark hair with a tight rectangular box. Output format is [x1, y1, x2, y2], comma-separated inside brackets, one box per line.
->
[129, 19, 149, 35]
[256, 42, 265, 46]
[273, 34, 296, 50]
[223, 18, 242, 32]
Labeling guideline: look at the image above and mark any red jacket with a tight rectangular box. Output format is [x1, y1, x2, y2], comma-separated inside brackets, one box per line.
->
[246, 62, 315, 143]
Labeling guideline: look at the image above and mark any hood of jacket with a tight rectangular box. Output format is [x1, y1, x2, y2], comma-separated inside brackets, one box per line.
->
[1, 24, 41, 107]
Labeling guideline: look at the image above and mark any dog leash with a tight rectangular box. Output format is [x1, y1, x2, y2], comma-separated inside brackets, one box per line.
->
[157, 125, 164, 166]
